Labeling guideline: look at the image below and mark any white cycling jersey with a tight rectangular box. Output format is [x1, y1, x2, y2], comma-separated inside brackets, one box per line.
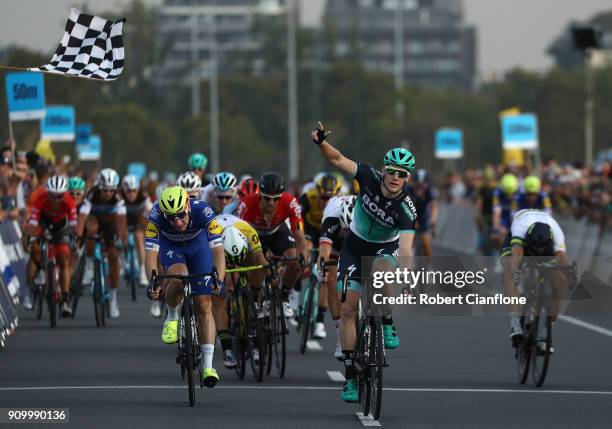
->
[510, 209, 566, 253]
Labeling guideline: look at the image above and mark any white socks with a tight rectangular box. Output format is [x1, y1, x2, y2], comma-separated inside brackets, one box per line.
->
[167, 304, 179, 321]
[202, 344, 214, 369]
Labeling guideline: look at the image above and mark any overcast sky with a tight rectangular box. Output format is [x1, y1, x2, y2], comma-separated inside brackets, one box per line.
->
[0, 0, 610, 76]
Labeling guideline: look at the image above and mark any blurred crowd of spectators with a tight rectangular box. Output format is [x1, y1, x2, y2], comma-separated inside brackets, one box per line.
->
[439, 157, 612, 232]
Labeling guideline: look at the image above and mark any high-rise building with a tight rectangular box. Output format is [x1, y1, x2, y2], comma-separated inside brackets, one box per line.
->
[154, 0, 285, 88]
[325, 0, 476, 89]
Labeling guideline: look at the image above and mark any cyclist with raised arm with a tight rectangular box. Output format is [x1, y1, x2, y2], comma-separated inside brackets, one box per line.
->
[237, 172, 307, 319]
[501, 209, 571, 354]
[23, 176, 77, 317]
[299, 173, 342, 338]
[76, 169, 128, 318]
[200, 172, 238, 215]
[319, 194, 356, 359]
[145, 186, 226, 387]
[120, 175, 152, 288]
[311, 122, 416, 403]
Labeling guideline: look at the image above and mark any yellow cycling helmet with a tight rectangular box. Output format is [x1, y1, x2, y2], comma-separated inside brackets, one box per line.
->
[524, 175, 541, 193]
[159, 186, 189, 215]
[500, 173, 518, 195]
[316, 173, 341, 197]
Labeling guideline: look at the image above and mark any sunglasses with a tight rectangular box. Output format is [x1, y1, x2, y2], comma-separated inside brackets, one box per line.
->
[385, 167, 410, 178]
[319, 195, 332, 201]
[261, 194, 281, 202]
[126, 189, 138, 194]
[101, 188, 115, 194]
[70, 191, 84, 198]
[217, 195, 233, 201]
[164, 210, 189, 222]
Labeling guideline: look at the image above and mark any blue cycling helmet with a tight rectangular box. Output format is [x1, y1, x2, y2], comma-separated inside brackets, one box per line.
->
[213, 172, 238, 192]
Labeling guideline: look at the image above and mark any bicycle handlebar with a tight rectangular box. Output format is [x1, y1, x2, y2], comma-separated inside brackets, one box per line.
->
[150, 267, 221, 295]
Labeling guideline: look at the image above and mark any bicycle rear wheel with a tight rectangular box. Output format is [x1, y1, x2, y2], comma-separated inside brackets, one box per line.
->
[93, 260, 106, 328]
[299, 279, 315, 354]
[369, 316, 384, 420]
[531, 311, 552, 387]
[516, 315, 531, 384]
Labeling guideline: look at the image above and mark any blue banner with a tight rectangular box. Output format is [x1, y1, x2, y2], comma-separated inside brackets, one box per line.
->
[41, 106, 75, 141]
[435, 128, 464, 159]
[77, 134, 102, 161]
[501, 113, 539, 150]
[5, 72, 46, 121]
[127, 163, 147, 180]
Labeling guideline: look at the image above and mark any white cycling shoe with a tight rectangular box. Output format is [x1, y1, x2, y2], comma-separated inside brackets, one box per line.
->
[312, 322, 327, 339]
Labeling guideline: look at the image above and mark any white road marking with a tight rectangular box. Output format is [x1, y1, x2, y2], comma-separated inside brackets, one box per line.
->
[1, 385, 612, 396]
[558, 315, 612, 338]
[306, 340, 323, 351]
[356, 412, 382, 427]
[327, 371, 346, 382]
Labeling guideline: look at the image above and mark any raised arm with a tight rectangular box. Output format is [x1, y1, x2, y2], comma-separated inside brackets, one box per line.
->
[311, 122, 357, 176]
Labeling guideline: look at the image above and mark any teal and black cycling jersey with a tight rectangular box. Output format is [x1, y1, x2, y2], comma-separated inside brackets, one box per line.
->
[350, 163, 417, 243]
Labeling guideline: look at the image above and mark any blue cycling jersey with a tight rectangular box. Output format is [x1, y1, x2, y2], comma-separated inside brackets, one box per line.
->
[145, 199, 223, 252]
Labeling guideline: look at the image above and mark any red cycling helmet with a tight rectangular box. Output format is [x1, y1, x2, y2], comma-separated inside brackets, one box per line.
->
[238, 178, 260, 198]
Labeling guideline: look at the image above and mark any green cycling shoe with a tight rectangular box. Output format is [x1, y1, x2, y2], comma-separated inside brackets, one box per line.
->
[202, 367, 219, 388]
[161, 320, 178, 344]
[383, 324, 400, 349]
[341, 379, 359, 403]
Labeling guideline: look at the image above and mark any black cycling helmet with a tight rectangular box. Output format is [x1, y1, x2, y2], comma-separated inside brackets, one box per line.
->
[259, 172, 284, 196]
[524, 222, 554, 256]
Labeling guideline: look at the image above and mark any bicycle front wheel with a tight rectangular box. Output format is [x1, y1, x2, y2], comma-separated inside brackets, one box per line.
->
[355, 317, 371, 417]
[70, 255, 86, 318]
[531, 311, 552, 387]
[516, 315, 531, 385]
[93, 260, 106, 328]
[369, 316, 384, 420]
[46, 262, 58, 328]
[299, 280, 315, 355]
[230, 292, 246, 380]
[183, 301, 196, 407]
[271, 288, 287, 378]
[246, 290, 265, 382]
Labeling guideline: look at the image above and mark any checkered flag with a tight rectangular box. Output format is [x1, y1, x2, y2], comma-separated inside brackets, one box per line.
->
[28, 8, 126, 81]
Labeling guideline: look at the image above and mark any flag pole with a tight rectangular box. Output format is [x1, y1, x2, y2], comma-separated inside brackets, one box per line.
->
[0, 65, 111, 82]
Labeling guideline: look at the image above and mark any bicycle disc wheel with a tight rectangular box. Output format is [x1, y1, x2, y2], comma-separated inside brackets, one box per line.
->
[272, 289, 286, 378]
[246, 291, 265, 382]
[299, 280, 315, 355]
[516, 315, 531, 385]
[93, 260, 105, 328]
[46, 262, 57, 328]
[531, 311, 552, 387]
[369, 317, 384, 420]
[183, 302, 196, 407]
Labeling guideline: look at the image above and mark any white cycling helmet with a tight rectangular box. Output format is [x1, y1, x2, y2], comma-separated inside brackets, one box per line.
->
[339, 195, 357, 229]
[47, 175, 69, 194]
[122, 174, 140, 191]
[177, 171, 202, 194]
[98, 168, 120, 190]
[222, 225, 249, 265]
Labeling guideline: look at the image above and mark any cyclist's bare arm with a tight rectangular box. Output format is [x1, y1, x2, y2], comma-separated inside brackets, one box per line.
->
[212, 245, 226, 281]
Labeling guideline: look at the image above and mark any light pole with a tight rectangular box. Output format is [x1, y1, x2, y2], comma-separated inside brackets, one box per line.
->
[209, 10, 220, 174]
[287, 0, 299, 181]
[394, 0, 405, 120]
